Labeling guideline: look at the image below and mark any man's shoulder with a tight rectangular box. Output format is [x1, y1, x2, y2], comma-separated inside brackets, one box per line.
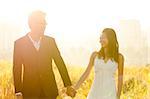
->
[14, 35, 27, 45]
[44, 35, 55, 42]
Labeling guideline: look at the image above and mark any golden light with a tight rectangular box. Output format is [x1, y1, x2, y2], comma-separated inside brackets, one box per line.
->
[0, 0, 150, 66]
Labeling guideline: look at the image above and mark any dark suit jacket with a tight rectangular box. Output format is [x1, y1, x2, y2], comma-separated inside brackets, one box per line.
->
[13, 34, 72, 98]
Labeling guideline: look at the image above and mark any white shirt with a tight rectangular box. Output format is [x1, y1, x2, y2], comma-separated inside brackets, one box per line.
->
[28, 34, 42, 51]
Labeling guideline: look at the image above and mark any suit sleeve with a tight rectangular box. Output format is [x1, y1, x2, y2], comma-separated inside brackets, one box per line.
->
[51, 38, 72, 87]
[13, 42, 23, 93]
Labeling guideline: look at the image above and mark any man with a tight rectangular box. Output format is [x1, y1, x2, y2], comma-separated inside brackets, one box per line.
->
[13, 10, 76, 99]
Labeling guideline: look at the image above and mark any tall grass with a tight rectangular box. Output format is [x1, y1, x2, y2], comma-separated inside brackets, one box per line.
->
[0, 61, 150, 99]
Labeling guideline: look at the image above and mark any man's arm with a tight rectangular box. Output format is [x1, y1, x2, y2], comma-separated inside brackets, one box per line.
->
[51, 38, 72, 87]
[13, 41, 23, 93]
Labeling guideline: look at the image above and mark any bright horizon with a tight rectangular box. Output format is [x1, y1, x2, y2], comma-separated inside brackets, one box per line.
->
[0, 0, 150, 66]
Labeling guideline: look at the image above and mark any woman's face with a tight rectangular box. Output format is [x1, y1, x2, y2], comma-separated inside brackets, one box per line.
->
[100, 33, 109, 48]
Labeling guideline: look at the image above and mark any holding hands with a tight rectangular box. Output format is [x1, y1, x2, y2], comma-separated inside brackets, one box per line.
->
[66, 86, 77, 97]
[59, 86, 77, 98]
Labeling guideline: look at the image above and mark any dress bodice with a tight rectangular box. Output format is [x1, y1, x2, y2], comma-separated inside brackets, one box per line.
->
[94, 56, 118, 74]
[87, 56, 118, 99]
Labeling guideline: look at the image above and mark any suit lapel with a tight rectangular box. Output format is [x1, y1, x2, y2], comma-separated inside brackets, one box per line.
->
[24, 35, 39, 56]
[25, 34, 45, 53]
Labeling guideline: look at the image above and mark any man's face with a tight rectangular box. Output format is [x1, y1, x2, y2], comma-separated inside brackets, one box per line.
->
[29, 16, 47, 36]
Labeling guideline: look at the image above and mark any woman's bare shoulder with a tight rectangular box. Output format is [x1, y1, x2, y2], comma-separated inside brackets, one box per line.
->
[118, 53, 124, 61]
[91, 51, 99, 59]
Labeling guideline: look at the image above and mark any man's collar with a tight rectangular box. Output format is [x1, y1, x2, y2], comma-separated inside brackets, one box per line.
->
[27, 33, 42, 42]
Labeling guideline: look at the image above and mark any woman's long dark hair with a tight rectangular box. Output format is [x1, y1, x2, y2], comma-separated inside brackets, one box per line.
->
[98, 28, 119, 63]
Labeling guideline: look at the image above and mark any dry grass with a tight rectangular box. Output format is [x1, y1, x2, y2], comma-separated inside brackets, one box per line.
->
[0, 60, 150, 99]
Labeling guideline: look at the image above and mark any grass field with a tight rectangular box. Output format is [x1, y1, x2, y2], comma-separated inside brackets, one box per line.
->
[0, 60, 150, 99]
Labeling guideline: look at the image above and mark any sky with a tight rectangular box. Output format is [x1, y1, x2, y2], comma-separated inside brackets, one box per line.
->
[0, 0, 150, 66]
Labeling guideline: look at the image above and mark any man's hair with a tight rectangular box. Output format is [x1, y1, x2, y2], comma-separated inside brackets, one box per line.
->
[28, 10, 46, 24]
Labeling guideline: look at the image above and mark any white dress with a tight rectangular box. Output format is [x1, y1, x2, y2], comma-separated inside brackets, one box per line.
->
[87, 57, 118, 99]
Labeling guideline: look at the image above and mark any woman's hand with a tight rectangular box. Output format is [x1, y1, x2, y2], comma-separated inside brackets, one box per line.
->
[66, 86, 77, 97]
[58, 86, 77, 98]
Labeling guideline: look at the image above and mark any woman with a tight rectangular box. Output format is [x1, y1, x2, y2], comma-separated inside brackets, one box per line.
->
[74, 28, 124, 99]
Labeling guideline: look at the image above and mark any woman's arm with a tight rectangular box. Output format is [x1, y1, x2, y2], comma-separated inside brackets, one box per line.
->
[117, 54, 124, 98]
[74, 52, 98, 90]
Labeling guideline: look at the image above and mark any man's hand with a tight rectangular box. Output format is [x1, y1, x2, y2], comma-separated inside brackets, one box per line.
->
[15, 92, 23, 99]
[66, 86, 77, 97]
